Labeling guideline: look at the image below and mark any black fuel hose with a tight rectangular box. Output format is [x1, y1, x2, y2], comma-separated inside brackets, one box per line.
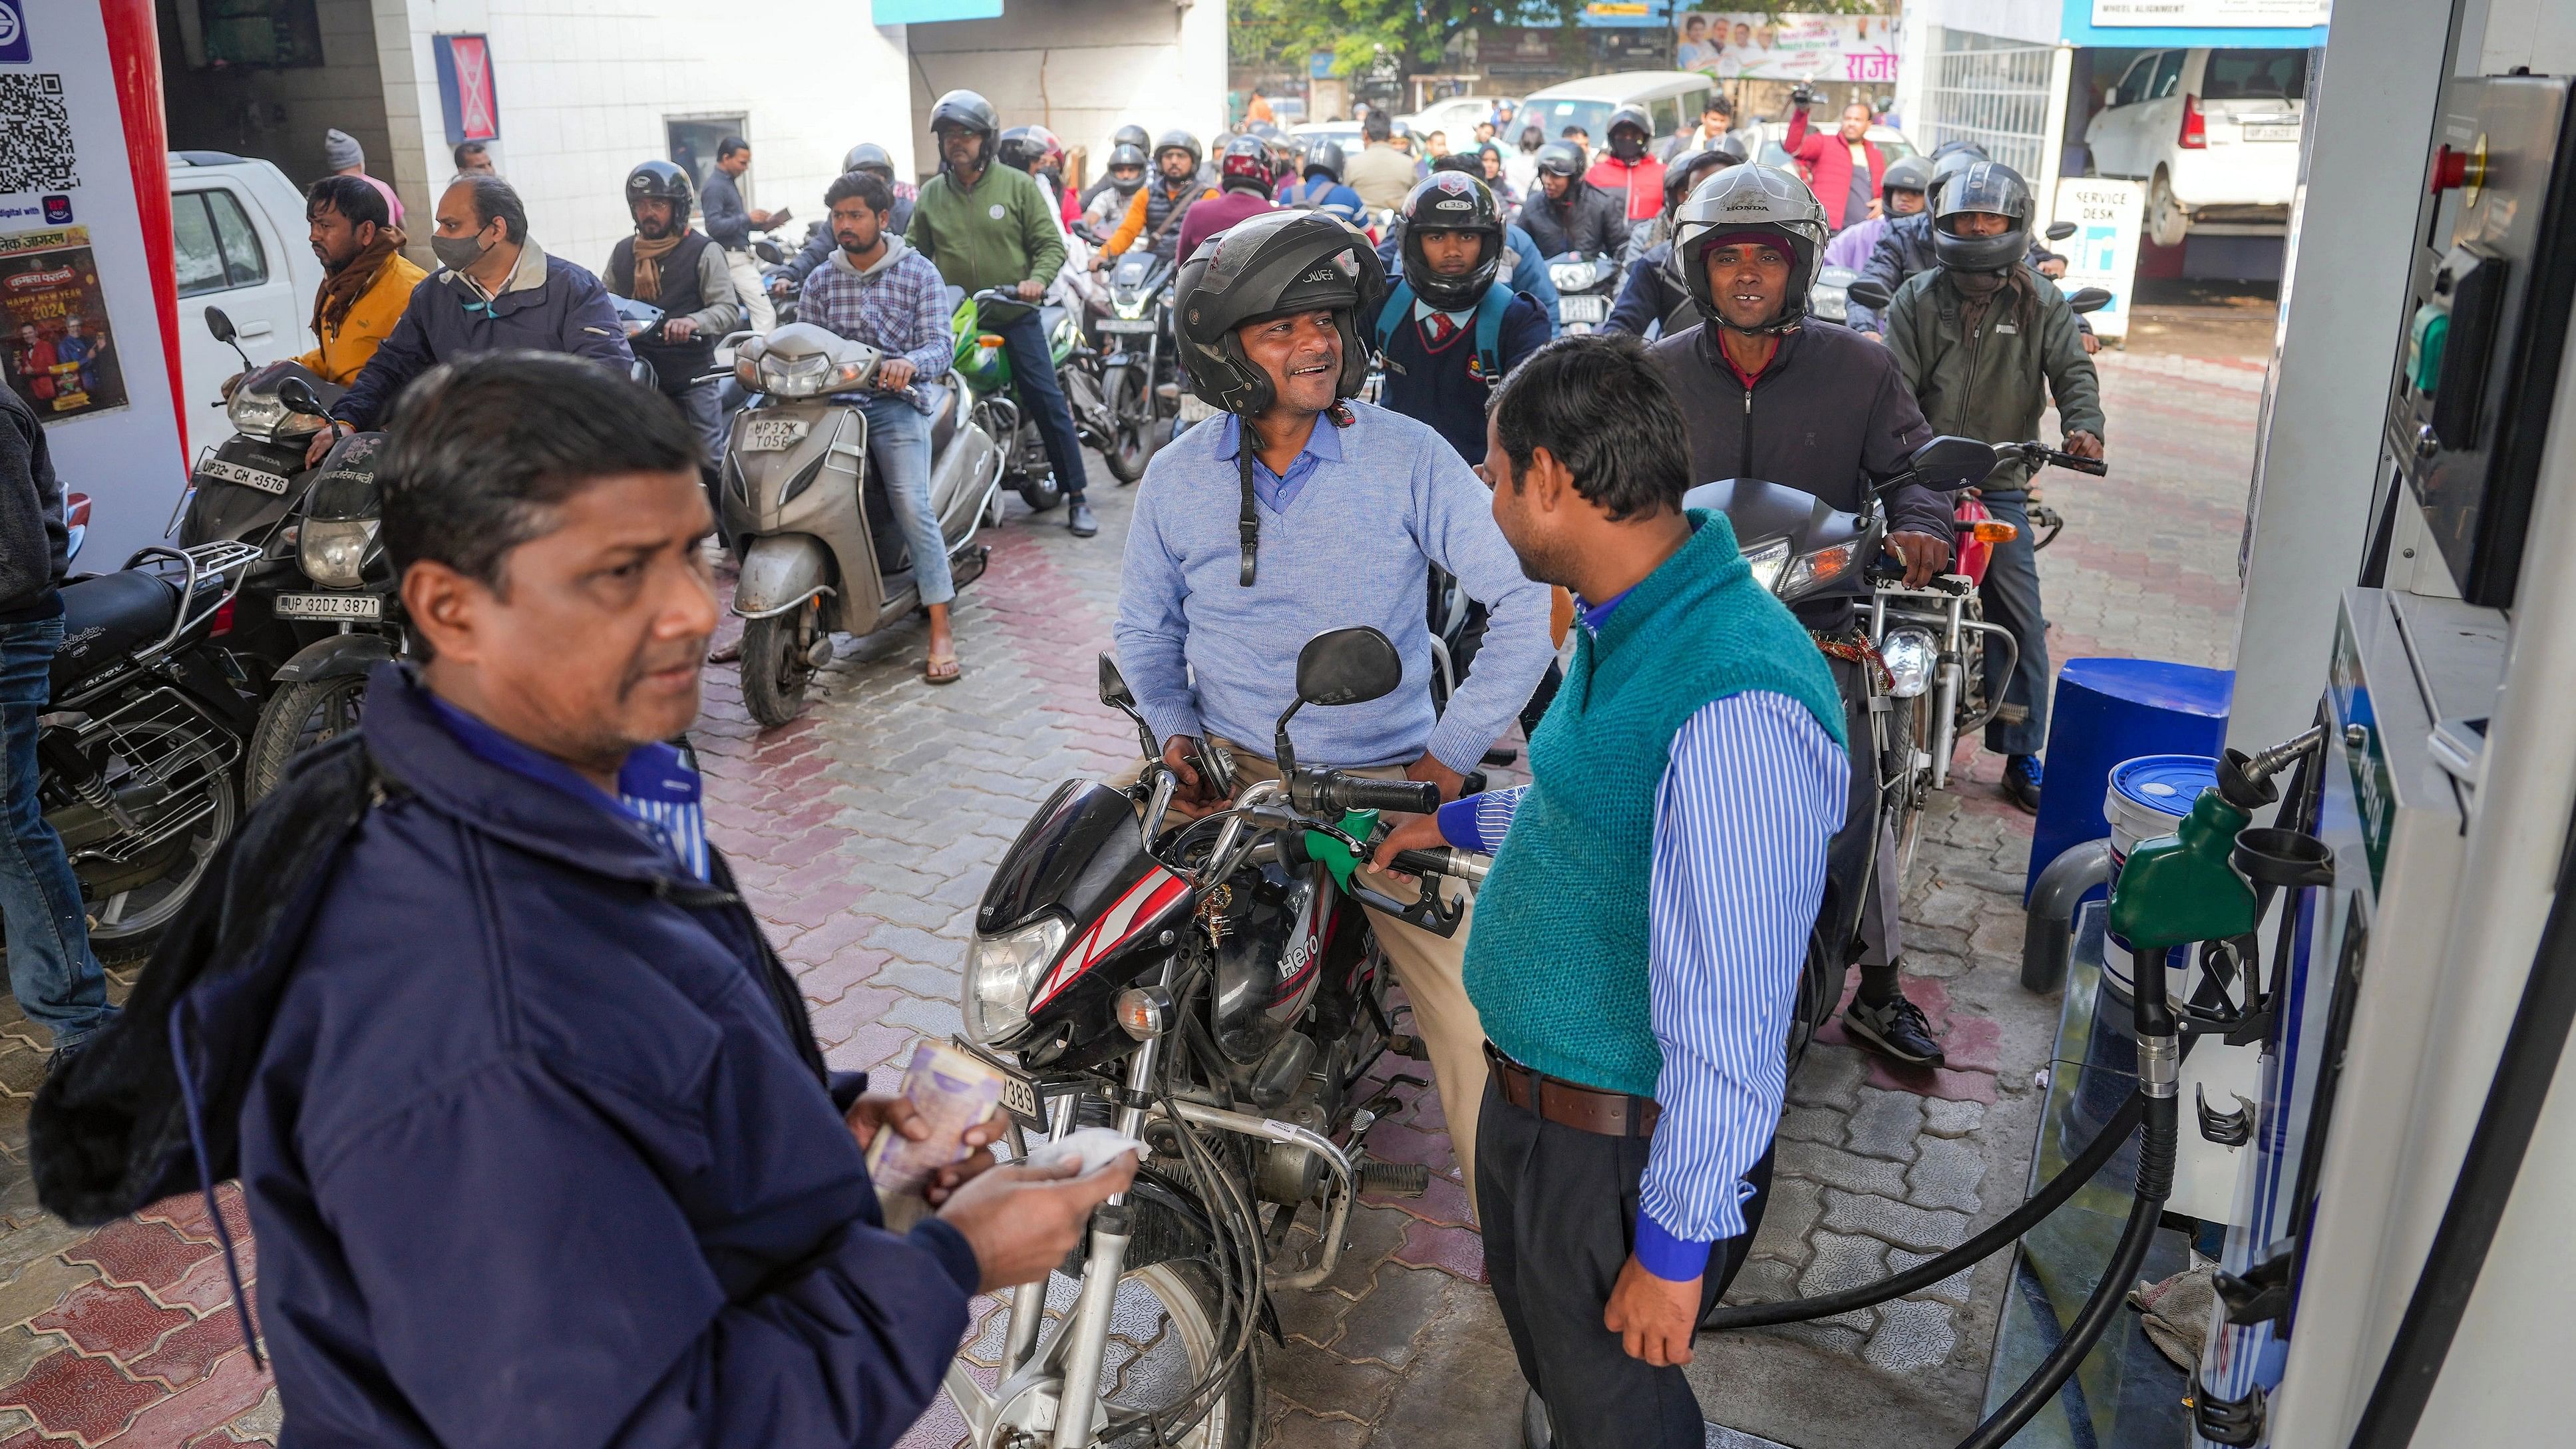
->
[1701, 1089, 2145, 1332]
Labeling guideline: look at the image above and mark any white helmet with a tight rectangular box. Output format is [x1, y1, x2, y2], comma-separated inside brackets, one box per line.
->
[1670, 164, 1830, 332]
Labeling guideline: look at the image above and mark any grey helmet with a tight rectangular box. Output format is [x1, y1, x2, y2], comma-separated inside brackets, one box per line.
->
[1105, 142, 1151, 194]
[1670, 163, 1831, 331]
[1533, 140, 1586, 180]
[1113, 123, 1153, 154]
[842, 142, 896, 180]
[929, 89, 1000, 170]
[1155, 129, 1204, 173]
[1880, 154, 1935, 208]
[1931, 160, 2034, 274]
[1302, 140, 1348, 184]
[1926, 140, 1990, 206]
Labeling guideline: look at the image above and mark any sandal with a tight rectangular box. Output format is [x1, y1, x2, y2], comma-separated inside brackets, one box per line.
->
[924, 651, 962, 686]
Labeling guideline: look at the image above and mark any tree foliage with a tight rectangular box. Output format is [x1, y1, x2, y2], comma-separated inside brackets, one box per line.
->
[1230, 1, 1584, 78]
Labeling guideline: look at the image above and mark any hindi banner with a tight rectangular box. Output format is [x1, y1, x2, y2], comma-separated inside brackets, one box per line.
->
[1674, 12, 1901, 86]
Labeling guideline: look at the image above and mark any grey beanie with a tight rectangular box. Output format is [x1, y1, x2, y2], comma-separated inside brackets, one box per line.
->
[323, 128, 365, 171]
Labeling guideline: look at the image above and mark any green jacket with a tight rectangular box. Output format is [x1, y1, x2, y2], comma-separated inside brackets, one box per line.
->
[1884, 268, 2105, 492]
[908, 162, 1067, 300]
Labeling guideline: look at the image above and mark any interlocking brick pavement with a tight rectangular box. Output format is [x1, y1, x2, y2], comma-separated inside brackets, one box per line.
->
[0, 333, 2255, 1446]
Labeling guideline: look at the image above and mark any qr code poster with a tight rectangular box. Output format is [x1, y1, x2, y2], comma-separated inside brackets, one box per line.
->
[0, 75, 79, 198]
[0, 228, 125, 421]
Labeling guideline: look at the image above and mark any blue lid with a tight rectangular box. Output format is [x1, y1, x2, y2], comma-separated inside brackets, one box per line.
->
[2110, 753, 2220, 815]
[2058, 658, 2234, 715]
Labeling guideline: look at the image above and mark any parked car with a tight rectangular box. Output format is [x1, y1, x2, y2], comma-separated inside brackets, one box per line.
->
[1399, 95, 1518, 140]
[1290, 119, 1405, 160]
[2085, 47, 2311, 246]
[168, 152, 329, 432]
[1517, 71, 1722, 154]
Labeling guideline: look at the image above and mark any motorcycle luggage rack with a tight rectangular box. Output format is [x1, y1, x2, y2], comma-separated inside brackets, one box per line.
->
[123, 542, 264, 667]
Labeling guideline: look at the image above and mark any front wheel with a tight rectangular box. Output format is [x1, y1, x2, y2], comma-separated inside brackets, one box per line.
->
[246, 674, 368, 803]
[1103, 368, 1151, 483]
[739, 612, 815, 728]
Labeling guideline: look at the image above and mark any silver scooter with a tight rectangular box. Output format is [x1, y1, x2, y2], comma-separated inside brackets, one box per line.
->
[721, 322, 1004, 726]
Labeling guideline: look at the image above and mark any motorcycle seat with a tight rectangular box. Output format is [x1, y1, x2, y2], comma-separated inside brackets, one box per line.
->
[51, 569, 179, 697]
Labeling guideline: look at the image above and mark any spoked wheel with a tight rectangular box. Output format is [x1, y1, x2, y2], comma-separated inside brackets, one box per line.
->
[739, 610, 816, 728]
[64, 717, 240, 962]
[1104, 368, 1152, 484]
[946, 1218, 1257, 1448]
[246, 674, 367, 802]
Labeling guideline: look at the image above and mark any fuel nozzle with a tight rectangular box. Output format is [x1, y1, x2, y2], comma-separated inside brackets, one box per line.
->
[2215, 724, 2326, 811]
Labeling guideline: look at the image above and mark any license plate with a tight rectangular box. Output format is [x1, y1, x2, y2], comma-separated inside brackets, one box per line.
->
[198, 457, 289, 495]
[951, 1036, 1047, 1132]
[274, 592, 383, 620]
[741, 418, 809, 452]
[1098, 317, 1159, 335]
[2242, 120, 2300, 141]
[1560, 294, 1610, 323]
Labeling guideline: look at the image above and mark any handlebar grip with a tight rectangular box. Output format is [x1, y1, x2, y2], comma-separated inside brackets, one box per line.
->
[1324, 776, 1442, 815]
[2056, 453, 2109, 476]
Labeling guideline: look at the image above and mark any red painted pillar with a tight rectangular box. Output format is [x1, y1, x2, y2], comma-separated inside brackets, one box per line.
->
[98, 0, 185, 463]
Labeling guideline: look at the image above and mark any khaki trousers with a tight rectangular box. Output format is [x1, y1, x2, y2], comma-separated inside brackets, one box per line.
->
[725, 248, 777, 333]
[1122, 739, 1490, 1216]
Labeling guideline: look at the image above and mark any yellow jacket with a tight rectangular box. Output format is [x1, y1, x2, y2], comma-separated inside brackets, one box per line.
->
[295, 252, 429, 385]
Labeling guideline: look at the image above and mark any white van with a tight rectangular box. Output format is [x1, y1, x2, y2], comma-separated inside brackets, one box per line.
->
[167, 152, 328, 423]
[1517, 71, 1720, 152]
[2085, 48, 2311, 246]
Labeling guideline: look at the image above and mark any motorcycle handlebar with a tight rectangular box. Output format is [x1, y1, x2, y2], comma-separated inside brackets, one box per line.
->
[1998, 440, 2108, 477]
[1391, 847, 1492, 887]
[1319, 775, 1441, 815]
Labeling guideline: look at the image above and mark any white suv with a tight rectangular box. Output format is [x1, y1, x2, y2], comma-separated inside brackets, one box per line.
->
[2084, 47, 2311, 246]
[167, 152, 327, 423]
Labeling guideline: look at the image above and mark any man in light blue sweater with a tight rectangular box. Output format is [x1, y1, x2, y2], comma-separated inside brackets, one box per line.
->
[1117, 211, 1555, 1199]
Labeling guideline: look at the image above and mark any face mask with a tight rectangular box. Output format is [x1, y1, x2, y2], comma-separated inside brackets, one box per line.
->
[1611, 133, 1645, 162]
[432, 228, 492, 274]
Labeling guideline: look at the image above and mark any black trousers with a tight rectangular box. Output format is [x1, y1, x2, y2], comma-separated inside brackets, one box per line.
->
[1477, 1080, 1775, 1449]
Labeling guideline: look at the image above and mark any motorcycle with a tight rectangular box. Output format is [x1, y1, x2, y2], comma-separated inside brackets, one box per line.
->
[37, 541, 263, 960]
[944, 626, 1483, 1448]
[952, 286, 1089, 513]
[721, 321, 1003, 726]
[238, 381, 401, 801]
[1087, 253, 1179, 482]
[1547, 253, 1620, 334]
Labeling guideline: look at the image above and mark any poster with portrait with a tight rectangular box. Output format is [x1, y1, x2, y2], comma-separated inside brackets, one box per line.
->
[1674, 13, 1901, 87]
[0, 226, 126, 420]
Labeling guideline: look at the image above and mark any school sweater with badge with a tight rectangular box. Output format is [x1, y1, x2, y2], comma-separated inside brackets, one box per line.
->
[1377, 290, 1549, 463]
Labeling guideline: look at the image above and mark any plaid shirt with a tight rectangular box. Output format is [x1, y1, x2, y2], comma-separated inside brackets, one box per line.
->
[797, 246, 954, 413]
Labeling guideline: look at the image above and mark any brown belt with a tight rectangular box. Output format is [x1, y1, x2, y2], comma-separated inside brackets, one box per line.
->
[1484, 1041, 1660, 1139]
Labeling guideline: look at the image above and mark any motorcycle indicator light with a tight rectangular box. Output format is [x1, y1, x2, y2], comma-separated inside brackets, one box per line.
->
[1117, 986, 1174, 1041]
[976, 333, 1007, 350]
[1970, 520, 2019, 544]
[1778, 540, 1862, 601]
[1742, 536, 1792, 594]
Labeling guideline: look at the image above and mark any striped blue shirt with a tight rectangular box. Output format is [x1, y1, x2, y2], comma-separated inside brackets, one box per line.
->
[1439, 664, 1845, 1279]
[427, 698, 710, 883]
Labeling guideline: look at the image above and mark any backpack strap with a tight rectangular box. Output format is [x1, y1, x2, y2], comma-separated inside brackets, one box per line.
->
[1375, 278, 1418, 356]
[1471, 284, 1515, 382]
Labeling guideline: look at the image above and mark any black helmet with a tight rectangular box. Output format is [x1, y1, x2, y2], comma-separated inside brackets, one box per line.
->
[1606, 103, 1654, 160]
[1218, 134, 1275, 197]
[1931, 160, 2034, 273]
[1533, 140, 1586, 180]
[1706, 132, 1750, 169]
[1177, 210, 1381, 415]
[1927, 141, 1990, 205]
[1154, 129, 1203, 172]
[1302, 141, 1348, 183]
[1660, 147, 1736, 216]
[930, 89, 1000, 139]
[624, 159, 694, 220]
[1881, 154, 1934, 206]
[1113, 123, 1153, 153]
[1670, 163, 1830, 331]
[1399, 172, 1504, 310]
[842, 142, 895, 180]
[1105, 142, 1151, 193]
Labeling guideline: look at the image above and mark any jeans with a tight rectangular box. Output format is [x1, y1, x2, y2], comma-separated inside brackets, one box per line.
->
[857, 392, 955, 606]
[669, 378, 729, 472]
[1976, 492, 2050, 756]
[995, 310, 1091, 499]
[1824, 653, 1905, 994]
[1, 617, 114, 1047]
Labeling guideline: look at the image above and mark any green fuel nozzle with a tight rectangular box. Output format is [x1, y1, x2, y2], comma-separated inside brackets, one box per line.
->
[2104, 728, 2325, 954]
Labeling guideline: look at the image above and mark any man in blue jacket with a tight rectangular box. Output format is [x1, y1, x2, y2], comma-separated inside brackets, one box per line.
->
[309, 175, 634, 463]
[39, 353, 1129, 1448]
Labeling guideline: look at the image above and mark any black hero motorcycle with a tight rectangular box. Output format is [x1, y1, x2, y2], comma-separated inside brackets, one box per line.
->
[943, 627, 1486, 1449]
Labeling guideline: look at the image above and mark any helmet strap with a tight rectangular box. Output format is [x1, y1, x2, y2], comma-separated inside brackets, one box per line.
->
[1236, 417, 1263, 586]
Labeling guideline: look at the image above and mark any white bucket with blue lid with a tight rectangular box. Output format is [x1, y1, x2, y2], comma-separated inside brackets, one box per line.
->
[2102, 754, 2219, 998]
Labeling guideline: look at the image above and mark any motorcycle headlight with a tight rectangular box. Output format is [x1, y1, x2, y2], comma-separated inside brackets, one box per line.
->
[1881, 628, 1938, 698]
[227, 388, 325, 443]
[1812, 286, 1849, 321]
[962, 915, 1071, 1046]
[756, 350, 864, 399]
[299, 518, 377, 588]
[1741, 537, 1791, 594]
[1549, 260, 1596, 291]
[1777, 540, 1864, 602]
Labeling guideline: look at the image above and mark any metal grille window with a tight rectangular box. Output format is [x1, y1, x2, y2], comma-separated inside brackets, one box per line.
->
[1921, 33, 2057, 182]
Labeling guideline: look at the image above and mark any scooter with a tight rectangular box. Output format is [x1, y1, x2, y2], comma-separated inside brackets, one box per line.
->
[1547, 252, 1620, 333]
[721, 322, 1004, 727]
[1089, 254, 1179, 482]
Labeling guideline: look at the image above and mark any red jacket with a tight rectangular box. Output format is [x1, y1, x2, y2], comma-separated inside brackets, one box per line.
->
[1783, 110, 1887, 230]
[1584, 152, 1666, 222]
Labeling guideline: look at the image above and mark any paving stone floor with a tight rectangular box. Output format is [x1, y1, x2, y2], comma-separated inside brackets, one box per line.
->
[0, 341, 2261, 1446]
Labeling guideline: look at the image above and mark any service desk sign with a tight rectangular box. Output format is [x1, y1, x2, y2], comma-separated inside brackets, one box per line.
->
[2052, 178, 2145, 342]
[2091, 0, 2329, 24]
[0, 0, 184, 570]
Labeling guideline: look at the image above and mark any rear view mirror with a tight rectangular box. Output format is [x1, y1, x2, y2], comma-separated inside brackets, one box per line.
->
[2066, 286, 2113, 315]
[276, 376, 331, 420]
[1904, 435, 1999, 493]
[1296, 626, 1404, 708]
[1099, 653, 1136, 710]
[2045, 220, 2077, 242]
[1845, 278, 1894, 312]
[203, 306, 236, 343]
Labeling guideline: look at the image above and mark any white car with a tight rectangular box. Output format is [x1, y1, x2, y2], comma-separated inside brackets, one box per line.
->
[1397, 95, 1516, 145]
[2085, 47, 2311, 246]
[168, 151, 329, 427]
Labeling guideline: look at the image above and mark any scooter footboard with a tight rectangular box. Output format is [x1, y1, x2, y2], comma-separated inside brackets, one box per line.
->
[733, 534, 836, 620]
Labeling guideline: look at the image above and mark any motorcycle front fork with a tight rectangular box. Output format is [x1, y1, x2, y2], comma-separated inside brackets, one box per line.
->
[1869, 588, 1972, 791]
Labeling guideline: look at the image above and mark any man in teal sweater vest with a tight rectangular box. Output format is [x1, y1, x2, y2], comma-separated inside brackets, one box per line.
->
[1378, 335, 1847, 1445]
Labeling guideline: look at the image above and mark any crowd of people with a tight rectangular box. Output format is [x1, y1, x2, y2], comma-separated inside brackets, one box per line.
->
[8, 83, 2106, 1449]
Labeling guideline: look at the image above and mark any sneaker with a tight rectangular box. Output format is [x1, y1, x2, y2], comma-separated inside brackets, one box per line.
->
[1066, 497, 1099, 538]
[1845, 991, 1946, 1068]
[2002, 754, 2044, 814]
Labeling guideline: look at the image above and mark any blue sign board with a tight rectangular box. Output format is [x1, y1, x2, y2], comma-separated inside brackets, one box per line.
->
[2061, 0, 2326, 49]
[873, 0, 1004, 23]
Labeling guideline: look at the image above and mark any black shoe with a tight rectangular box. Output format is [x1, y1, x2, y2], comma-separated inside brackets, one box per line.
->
[1844, 991, 1946, 1068]
[2002, 754, 2044, 814]
[1066, 497, 1099, 538]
